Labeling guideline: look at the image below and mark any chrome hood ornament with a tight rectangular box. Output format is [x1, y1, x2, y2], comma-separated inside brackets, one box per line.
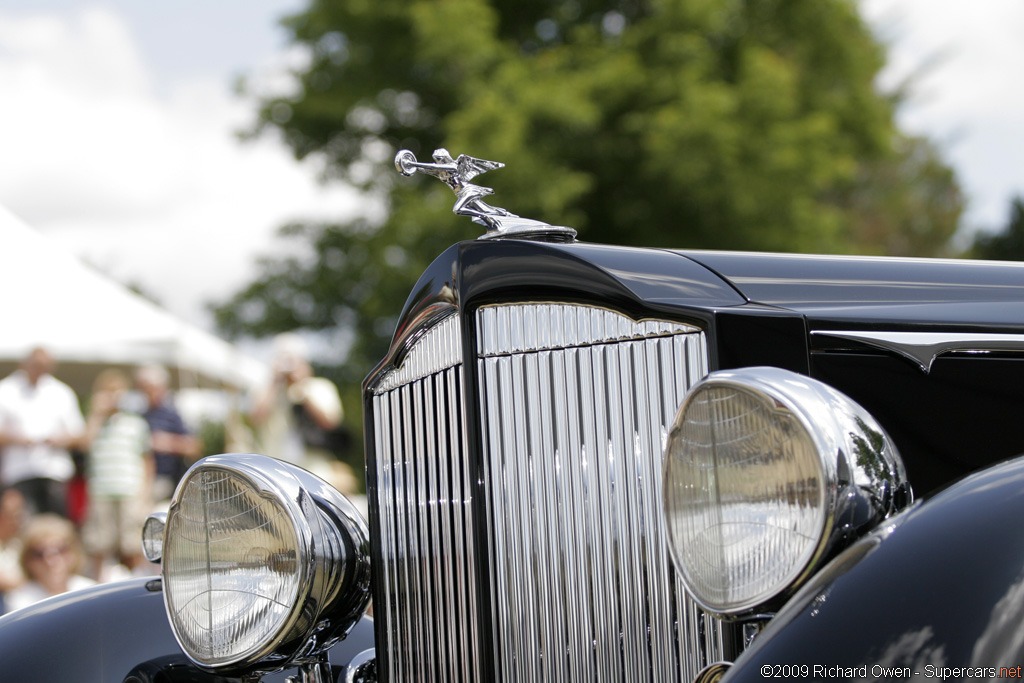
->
[395, 148, 577, 241]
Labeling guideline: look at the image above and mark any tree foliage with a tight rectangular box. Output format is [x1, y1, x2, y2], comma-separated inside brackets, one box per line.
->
[970, 197, 1024, 261]
[213, 0, 964, 382]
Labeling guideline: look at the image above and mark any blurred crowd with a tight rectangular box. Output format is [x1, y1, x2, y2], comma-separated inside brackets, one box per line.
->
[0, 338, 359, 616]
[0, 347, 199, 615]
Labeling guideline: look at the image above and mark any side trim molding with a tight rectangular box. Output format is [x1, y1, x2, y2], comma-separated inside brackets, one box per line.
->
[811, 331, 1024, 373]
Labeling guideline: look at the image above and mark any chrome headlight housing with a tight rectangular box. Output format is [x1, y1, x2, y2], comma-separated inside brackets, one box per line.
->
[158, 454, 371, 674]
[663, 367, 910, 616]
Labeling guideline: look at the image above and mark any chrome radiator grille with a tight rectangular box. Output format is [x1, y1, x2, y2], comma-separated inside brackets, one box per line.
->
[477, 304, 719, 683]
[371, 314, 483, 682]
[370, 304, 723, 682]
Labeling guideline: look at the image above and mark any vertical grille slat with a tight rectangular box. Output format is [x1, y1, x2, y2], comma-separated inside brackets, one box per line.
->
[481, 355, 513, 683]
[555, 348, 597, 682]
[399, 384, 424, 680]
[506, 353, 538, 683]
[641, 339, 676, 683]
[373, 394, 399, 680]
[533, 351, 571, 683]
[430, 373, 457, 683]
[370, 303, 722, 683]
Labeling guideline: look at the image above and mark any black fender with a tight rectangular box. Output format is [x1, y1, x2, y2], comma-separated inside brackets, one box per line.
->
[0, 576, 376, 682]
[723, 455, 1024, 682]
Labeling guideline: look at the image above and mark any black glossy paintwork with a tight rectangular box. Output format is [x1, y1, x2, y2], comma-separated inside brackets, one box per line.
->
[0, 577, 376, 682]
[813, 352, 1024, 495]
[713, 305, 809, 374]
[458, 241, 746, 311]
[722, 455, 1024, 682]
[681, 250, 1024, 330]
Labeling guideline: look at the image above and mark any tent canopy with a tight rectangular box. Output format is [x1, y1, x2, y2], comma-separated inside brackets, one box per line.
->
[0, 204, 268, 396]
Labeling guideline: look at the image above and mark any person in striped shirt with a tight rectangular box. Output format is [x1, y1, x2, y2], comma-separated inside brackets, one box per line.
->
[80, 370, 152, 581]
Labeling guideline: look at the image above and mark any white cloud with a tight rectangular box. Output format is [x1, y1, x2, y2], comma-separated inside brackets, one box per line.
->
[0, 7, 361, 328]
[863, 0, 1024, 233]
[0, 8, 149, 96]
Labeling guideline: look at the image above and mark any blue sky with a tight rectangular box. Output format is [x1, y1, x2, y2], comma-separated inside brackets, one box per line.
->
[2, 0, 301, 80]
[0, 0, 1021, 332]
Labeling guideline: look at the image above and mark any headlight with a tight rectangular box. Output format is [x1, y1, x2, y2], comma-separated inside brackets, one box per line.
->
[663, 367, 910, 616]
[160, 454, 370, 674]
[141, 512, 166, 563]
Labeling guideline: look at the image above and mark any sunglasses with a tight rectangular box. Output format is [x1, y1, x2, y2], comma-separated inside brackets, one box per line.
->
[29, 544, 71, 560]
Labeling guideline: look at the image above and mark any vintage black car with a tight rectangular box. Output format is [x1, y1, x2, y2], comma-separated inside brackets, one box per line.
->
[3, 149, 1024, 682]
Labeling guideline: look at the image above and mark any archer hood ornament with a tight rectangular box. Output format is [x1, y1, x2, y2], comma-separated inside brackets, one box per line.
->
[394, 148, 577, 242]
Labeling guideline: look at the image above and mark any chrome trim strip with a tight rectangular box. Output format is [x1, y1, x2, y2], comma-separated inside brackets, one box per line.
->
[374, 313, 462, 394]
[372, 393, 398, 678]
[813, 330, 1024, 373]
[478, 303, 701, 357]
[413, 380, 437, 683]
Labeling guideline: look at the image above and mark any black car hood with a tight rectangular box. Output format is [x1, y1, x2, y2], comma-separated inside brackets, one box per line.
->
[677, 250, 1024, 332]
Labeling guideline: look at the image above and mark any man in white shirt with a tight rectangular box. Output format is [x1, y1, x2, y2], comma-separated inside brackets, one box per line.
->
[0, 348, 85, 517]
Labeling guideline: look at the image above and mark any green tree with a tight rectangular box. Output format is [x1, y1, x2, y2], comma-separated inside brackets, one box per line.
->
[970, 197, 1024, 261]
[213, 0, 962, 384]
[841, 134, 963, 257]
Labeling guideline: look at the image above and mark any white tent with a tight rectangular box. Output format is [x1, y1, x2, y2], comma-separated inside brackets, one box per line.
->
[0, 204, 268, 396]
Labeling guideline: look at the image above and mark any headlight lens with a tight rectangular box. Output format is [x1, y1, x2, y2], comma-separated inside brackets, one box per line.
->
[665, 381, 825, 613]
[663, 367, 909, 615]
[163, 469, 303, 666]
[160, 454, 371, 673]
[141, 512, 166, 563]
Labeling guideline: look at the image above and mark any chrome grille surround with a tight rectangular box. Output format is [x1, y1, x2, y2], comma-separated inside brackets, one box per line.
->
[369, 303, 724, 682]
